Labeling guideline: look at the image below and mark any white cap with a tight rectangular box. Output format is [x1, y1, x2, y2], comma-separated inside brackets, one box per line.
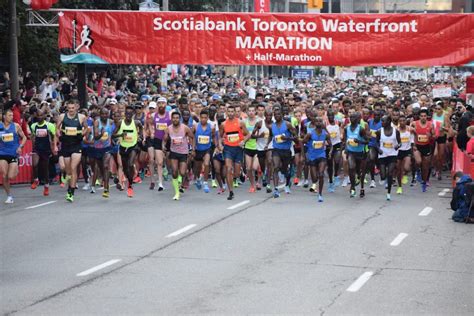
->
[109, 98, 118, 105]
[362, 91, 369, 97]
[157, 97, 167, 104]
[412, 102, 421, 109]
[148, 101, 157, 109]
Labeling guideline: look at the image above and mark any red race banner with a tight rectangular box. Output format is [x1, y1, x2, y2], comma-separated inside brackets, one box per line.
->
[255, 0, 270, 13]
[58, 11, 474, 66]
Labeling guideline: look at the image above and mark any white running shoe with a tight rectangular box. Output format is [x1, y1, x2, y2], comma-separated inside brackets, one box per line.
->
[4, 196, 14, 204]
[285, 186, 291, 194]
[342, 177, 349, 187]
[379, 179, 385, 186]
[82, 183, 91, 191]
[90, 186, 96, 194]
[370, 180, 376, 188]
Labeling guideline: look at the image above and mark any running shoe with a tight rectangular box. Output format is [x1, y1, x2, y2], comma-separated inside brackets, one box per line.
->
[145, 169, 151, 178]
[386, 193, 391, 201]
[273, 189, 280, 198]
[396, 187, 403, 195]
[203, 182, 210, 193]
[158, 183, 164, 191]
[256, 182, 262, 191]
[350, 189, 356, 198]
[318, 194, 324, 202]
[211, 179, 218, 188]
[248, 186, 256, 193]
[285, 186, 291, 194]
[149, 182, 155, 190]
[328, 182, 335, 193]
[113, 177, 119, 184]
[422, 182, 427, 193]
[227, 191, 234, 200]
[379, 179, 385, 186]
[127, 187, 134, 198]
[342, 177, 349, 187]
[4, 196, 14, 204]
[217, 187, 225, 195]
[410, 178, 417, 187]
[179, 185, 185, 193]
[65, 193, 73, 202]
[43, 186, 49, 196]
[359, 189, 365, 198]
[173, 193, 180, 201]
[266, 184, 272, 193]
[310, 183, 317, 193]
[90, 186, 96, 194]
[233, 179, 239, 188]
[31, 179, 39, 190]
[95, 179, 101, 186]
[416, 170, 422, 183]
[293, 177, 299, 185]
[402, 175, 409, 185]
[133, 176, 142, 184]
[82, 183, 91, 191]
[334, 177, 341, 187]
[303, 179, 309, 188]
[102, 191, 109, 198]
[195, 179, 202, 190]
[370, 180, 376, 188]
[116, 183, 123, 191]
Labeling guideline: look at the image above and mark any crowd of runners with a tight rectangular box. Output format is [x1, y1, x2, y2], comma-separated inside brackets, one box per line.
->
[1, 70, 473, 204]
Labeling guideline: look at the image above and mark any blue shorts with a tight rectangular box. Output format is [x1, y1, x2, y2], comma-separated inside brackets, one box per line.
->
[89, 147, 112, 159]
[223, 145, 243, 164]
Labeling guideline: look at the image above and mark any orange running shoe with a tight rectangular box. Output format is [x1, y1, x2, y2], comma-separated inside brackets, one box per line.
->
[127, 187, 134, 198]
[248, 186, 256, 193]
[43, 186, 49, 196]
[133, 176, 142, 184]
[31, 179, 39, 190]
[293, 177, 299, 185]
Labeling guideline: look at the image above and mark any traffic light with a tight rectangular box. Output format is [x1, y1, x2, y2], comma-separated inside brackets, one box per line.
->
[308, 0, 323, 9]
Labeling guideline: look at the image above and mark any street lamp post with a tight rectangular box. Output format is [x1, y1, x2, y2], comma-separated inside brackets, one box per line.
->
[9, 0, 19, 99]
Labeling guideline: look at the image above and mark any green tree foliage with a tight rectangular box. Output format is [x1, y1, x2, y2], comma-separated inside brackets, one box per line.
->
[0, 0, 226, 78]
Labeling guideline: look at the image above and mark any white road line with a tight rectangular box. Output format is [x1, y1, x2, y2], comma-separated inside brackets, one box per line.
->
[390, 233, 409, 246]
[227, 200, 250, 210]
[346, 271, 374, 292]
[76, 259, 121, 277]
[419, 207, 433, 216]
[438, 188, 450, 196]
[24, 200, 57, 210]
[165, 224, 197, 238]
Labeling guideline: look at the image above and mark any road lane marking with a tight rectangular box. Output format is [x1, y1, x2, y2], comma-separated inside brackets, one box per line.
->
[419, 207, 433, 216]
[77, 259, 121, 277]
[25, 201, 57, 210]
[346, 271, 374, 292]
[390, 233, 408, 246]
[227, 200, 250, 210]
[438, 188, 450, 196]
[166, 224, 197, 238]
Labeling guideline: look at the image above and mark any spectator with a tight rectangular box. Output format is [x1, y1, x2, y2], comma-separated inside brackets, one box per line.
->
[466, 126, 474, 157]
[12, 100, 29, 136]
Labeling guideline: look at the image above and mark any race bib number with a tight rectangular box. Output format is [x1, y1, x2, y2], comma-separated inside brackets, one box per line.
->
[172, 137, 183, 145]
[101, 132, 109, 141]
[1, 133, 14, 142]
[156, 123, 167, 131]
[227, 134, 240, 143]
[263, 131, 269, 139]
[36, 128, 48, 138]
[198, 135, 210, 145]
[65, 127, 78, 136]
[383, 142, 393, 149]
[312, 141, 324, 149]
[401, 137, 410, 144]
[275, 134, 285, 143]
[347, 138, 358, 147]
[417, 135, 428, 143]
[124, 134, 134, 142]
[330, 132, 337, 139]
[371, 130, 377, 138]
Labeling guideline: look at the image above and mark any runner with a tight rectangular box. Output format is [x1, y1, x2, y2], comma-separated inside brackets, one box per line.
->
[91, 107, 114, 198]
[326, 110, 343, 192]
[193, 109, 215, 193]
[218, 104, 249, 200]
[148, 97, 171, 191]
[344, 112, 369, 198]
[432, 101, 451, 180]
[57, 100, 90, 202]
[213, 113, 227, 194]
[114, 105, 143, 198]
[376, 115, 401, 201]
[303, 116, 332, 202]
[367, 110, 382, 188]
[411, 108, 434, 192]
[256, 107, 273, 193]
[30, 108, 56, 196]
[0, 109, 27, 203]
[243, 103, 260, 193]
[163, 111, 194, 200]
[396, 115, 414, 194]
[268, 106, 297, 198]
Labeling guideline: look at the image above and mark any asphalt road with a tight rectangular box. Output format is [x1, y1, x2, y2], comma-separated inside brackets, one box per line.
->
[1, 175, 473, 315]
